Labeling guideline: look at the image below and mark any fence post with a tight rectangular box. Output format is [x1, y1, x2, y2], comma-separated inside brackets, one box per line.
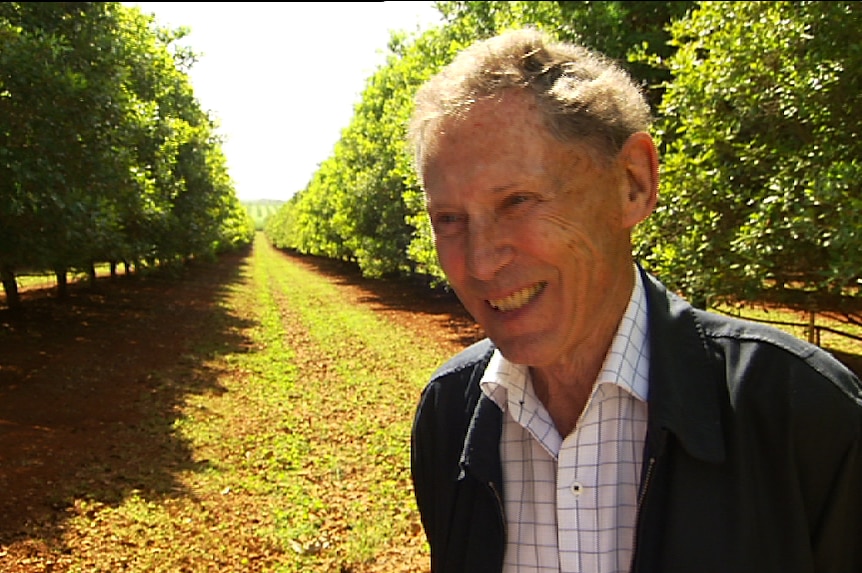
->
[807, 310, 818, 345]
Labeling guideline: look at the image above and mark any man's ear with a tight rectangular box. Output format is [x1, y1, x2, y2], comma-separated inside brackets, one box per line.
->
[619, 131, 659, 229]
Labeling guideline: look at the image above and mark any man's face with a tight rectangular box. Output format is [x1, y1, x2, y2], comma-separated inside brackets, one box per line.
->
[422, 92, 639, 369]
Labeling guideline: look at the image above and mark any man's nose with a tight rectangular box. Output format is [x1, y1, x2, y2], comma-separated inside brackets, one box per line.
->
[465, 218, 512, 280]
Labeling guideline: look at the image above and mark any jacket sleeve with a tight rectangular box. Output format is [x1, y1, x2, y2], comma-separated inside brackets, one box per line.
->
[782, 343, 862, 569]
[411, 382, 441, 559]
[411, 375, 478, 572]
[412, 377, 483, 572]
[811, 427, 862, 569]
[410, 339, 497, 572]
[802, 364, 862, 570]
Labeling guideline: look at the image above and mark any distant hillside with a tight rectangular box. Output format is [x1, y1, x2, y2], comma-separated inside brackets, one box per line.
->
[242, 199, 285, 230]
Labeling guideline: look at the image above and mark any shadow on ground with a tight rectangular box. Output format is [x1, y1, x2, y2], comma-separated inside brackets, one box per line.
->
[0, 248, 255, 549]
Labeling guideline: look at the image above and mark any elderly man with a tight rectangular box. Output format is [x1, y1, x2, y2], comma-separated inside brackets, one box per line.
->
[408, 28, 862, 573]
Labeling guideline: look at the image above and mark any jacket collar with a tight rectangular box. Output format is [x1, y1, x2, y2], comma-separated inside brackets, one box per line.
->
[460, 392, 504, 486]
[641, 268, 725, 463]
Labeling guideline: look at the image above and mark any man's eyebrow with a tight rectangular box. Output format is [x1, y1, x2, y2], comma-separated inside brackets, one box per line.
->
[490, 183, 520, 195]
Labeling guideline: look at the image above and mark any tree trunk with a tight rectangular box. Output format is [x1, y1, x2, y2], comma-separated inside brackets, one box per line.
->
[1, 265, 21, 312]
[87, 262, 97, 288]
[55, 266, 68, 299]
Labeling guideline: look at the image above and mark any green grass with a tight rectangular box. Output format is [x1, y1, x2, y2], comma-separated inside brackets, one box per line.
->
[248, 236, 446, 571]
[49, 234, 437, 572]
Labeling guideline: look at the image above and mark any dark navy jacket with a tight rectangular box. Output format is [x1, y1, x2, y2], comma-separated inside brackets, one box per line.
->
[411, 268, 862, 572]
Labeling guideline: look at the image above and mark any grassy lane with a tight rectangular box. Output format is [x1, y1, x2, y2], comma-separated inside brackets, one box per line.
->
[38, 235, 448, 572]
[242, 236, 447, 572]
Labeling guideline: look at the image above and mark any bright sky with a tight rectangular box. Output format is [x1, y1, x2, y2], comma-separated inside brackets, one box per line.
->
[127, 2, 443, 202]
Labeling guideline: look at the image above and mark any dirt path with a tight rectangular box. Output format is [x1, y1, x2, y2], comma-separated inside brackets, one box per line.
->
[0, 246, 482, 571]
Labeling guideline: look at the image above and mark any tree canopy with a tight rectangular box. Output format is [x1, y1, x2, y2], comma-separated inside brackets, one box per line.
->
[0, 2, 254, 309]
[635, 1, 862, 312]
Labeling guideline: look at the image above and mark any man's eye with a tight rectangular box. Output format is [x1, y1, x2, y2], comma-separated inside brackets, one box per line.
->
[431, 213, 466, 236]
[502, 194, 533, 210]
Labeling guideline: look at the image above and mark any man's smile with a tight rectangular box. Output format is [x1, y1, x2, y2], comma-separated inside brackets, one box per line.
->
[488, 282, 547, 312]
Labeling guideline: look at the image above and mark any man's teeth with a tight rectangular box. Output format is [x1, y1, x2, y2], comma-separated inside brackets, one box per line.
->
[489, 283, 544, 311]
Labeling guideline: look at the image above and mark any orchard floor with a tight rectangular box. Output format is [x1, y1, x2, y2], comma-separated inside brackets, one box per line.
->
[0, 247, 859, 571]
[0, 247, 483, 571]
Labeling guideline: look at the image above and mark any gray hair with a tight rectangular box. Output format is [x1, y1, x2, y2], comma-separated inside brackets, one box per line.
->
[408, 27, 652, 174]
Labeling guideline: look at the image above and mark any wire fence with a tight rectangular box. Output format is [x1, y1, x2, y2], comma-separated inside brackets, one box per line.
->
[714, 307, 862, 346]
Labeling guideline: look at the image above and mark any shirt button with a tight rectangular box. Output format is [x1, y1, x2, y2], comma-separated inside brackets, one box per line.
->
[571, 482, 584, 496]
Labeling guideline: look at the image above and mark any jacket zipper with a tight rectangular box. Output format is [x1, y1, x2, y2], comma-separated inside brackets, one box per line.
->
[488, 479, 507, 572]
[630, 455, 655, 572]
[630, 430, 667, 573]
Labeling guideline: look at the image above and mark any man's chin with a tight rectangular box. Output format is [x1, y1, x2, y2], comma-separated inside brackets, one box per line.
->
[489, 333, 555, 368]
